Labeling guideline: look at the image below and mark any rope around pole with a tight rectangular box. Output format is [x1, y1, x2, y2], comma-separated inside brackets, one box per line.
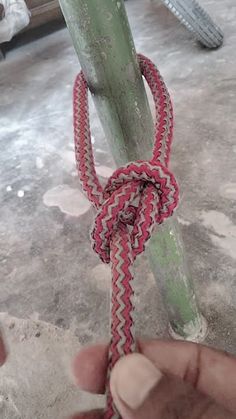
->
[73, 54, 179, 419]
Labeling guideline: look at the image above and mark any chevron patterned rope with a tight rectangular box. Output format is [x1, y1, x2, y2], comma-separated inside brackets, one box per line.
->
[73, 54, 179, 419]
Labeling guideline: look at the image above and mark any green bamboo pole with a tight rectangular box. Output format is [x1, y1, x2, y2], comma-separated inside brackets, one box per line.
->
[59, 0, 206, 340]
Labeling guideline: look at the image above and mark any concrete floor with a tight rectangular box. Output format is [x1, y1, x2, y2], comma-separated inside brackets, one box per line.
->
[0, 0, 236, 417]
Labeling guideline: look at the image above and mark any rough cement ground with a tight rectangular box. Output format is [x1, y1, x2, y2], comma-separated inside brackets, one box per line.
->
[0, 0, 236, 417]
[0, 313, 104, 419]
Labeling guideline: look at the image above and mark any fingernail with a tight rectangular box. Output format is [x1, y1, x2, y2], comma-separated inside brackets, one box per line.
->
[110, 353, 162, 410]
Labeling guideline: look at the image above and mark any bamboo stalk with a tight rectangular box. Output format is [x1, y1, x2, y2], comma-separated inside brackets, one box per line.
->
[59, 0, 206, 339]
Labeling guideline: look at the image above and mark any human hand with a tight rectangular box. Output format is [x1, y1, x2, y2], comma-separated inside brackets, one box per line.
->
[0, 332, 7, 366]
[71, 339, 236, 419]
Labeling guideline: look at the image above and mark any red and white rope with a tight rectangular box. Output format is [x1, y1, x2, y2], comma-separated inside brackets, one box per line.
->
[73, 54, 179, 419]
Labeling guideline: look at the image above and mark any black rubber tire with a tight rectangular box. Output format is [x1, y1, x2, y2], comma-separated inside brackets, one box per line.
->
[161, 0, 223, 48]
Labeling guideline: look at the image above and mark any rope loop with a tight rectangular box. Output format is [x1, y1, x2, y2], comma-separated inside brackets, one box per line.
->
[73, 54, 179, 265]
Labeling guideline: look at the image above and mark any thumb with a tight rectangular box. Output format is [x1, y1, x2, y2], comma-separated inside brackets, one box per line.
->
[110, 353, 163, 419]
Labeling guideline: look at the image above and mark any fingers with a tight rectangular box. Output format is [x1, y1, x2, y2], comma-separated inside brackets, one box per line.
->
[139, 339, 236, 414]
[110, 353, 163, 419]
[109, 354, 234, 419]
[0, 332, 7, 366]
[73, 344, 108, 393]
[74, 340, 236, 413]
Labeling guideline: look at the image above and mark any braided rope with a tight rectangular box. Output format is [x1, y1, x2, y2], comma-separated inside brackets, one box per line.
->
[73, 54, 179, 418]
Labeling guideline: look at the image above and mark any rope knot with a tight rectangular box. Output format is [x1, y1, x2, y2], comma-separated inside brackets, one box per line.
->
[92, 160, 179, 263]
